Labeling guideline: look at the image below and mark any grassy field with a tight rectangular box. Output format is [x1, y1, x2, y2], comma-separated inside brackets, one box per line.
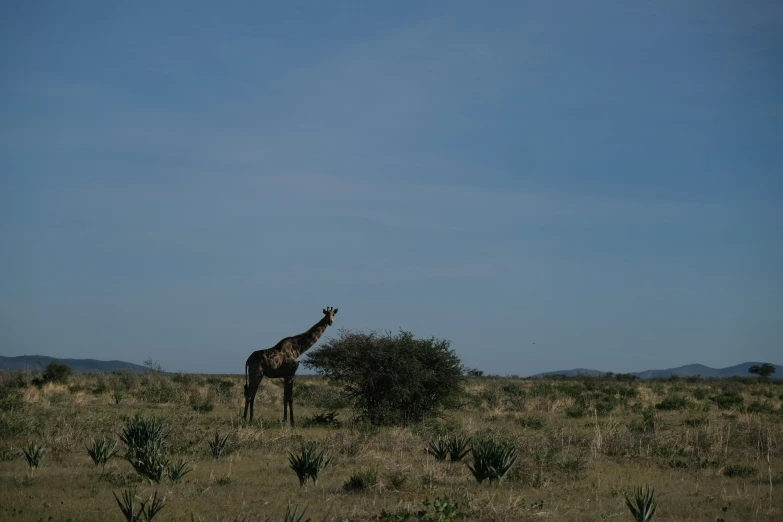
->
[0, 369, 781, 521]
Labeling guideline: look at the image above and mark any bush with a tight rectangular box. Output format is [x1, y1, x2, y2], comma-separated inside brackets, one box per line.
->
[655, 394, 689, 411]
[42, 361, 73, 384]
[691, 388, 708, 400]
[713, 391, 744, 410]
[304, 329, 465, 426]
[0, 388, 24, 413]
[518, 415, 546, 430]
[723, 464, 756, 478]
[343, 469, 378, 491]
[746, 400, 776, 414]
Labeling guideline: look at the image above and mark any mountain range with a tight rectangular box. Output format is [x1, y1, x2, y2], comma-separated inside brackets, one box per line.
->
[534, 362, 782, 379]
[0, 355, 148, 373]
[0, 355, 780, 379]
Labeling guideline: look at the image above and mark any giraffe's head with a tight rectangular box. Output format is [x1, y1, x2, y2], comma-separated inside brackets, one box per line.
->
[322, 306, 338, 326]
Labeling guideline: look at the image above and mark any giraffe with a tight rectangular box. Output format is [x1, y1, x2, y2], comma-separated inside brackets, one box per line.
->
[243, 307, 338, 426]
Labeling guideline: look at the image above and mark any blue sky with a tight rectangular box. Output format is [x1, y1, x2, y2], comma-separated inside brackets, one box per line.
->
[1, 1, 781, 375]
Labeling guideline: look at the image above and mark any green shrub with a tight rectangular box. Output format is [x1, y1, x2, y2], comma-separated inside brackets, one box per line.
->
[565, 405, 585, 418]
[379, 496, 460, 522]
[518, 415, 546, 430]
[723, 464, 756, 478]
[191, 398, 214, 413]
[387, 470, 408, 490]
[683, 415, 708, 427]
[655, 395, 689, 411]
[594, 394, 621, 414]
[713, 391, 744, 410]
[304, 329, 464, 426]
[691, 388, 708, 400]
[42, 361, 72, 384]
[303, 411, 341, 427]
[746, 400, 776, 414]
[0, 388, 24, 413]
[343, 469, 378, 491]
[558, 456, 587, 478]
[0, 416, 27, 438]
[640, 407, 657, 432]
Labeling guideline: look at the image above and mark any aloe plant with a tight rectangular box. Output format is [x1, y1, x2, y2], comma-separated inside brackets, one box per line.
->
[114, 487, 137, 522]
[114, 487, 166, 522]
[120, 415, 170, 483]
[21, 442, 45, 472]
[288, 441, 332, 486]
[167, 458, 191, 484]
[86, 438, 118, 472]
[283, 503, 311, 522]
[428, 439, 448, 461]
[624, 485, 657, 522]
[446, 436, 472, 462]
[208, 430, 231, 458]
[466, 438, 516, 483]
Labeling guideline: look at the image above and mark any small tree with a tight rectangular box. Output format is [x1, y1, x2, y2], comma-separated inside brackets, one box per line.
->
[304, 329, 465, 426]
[43, 361, 73, 384]
[143, 359, 165, 373]
[748, 363, 776, 379]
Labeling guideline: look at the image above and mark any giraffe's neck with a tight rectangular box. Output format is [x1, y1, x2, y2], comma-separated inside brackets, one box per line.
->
[291, 317, 329, 357]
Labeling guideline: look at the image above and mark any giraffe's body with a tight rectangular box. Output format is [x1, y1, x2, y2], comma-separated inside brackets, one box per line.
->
[243, 307, 337, 426]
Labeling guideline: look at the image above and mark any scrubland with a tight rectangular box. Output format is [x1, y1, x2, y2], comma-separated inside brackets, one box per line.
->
[0, 369, 781, 521]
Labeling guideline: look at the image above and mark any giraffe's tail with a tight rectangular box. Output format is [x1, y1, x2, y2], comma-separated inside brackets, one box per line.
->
[244, 361, 248, 397]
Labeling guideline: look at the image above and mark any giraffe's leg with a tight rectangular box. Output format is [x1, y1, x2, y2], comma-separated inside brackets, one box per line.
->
[244, 373, 262, 422]
[283, 378, 288, 424]
[283, 376, 294, 427]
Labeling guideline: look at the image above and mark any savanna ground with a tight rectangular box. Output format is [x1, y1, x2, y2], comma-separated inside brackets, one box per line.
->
[0, 369, 781, 521]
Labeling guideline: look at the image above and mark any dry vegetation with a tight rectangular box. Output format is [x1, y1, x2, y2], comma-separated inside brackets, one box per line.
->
[1, 368, 782, 521]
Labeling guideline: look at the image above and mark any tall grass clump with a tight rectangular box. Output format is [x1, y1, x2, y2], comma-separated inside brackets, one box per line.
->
[288, 441, 332, 486]
[466, 439, 517, 483]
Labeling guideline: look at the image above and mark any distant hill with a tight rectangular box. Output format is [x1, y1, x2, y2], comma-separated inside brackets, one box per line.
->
[534, 361, 782, 379]
[0, 355, 148, 373]
[534, 368, 605, 378]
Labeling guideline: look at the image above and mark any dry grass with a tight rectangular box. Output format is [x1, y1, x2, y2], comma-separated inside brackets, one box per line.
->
[0, 370, 782, 521]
